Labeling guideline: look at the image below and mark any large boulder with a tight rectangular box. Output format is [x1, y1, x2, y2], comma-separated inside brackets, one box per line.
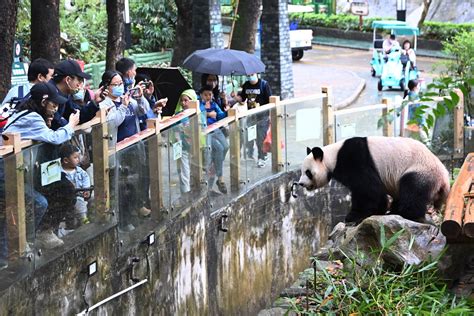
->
[318, 215, 446, 267]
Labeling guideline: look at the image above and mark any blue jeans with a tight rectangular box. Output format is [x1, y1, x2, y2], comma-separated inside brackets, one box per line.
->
[210, 129, 229, 178]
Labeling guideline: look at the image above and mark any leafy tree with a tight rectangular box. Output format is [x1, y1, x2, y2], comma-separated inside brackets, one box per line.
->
[229, 0, 262, 53]
[129, 0, 177, 53]
[31, 0, 60, 62]
[106, 0, 125, 70]
[171, 0, 193, 66]
[0, 0, 20, 101]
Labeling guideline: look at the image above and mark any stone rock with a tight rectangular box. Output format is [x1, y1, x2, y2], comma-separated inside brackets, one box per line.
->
[330, 215, 446, 267]
[257, 307, 290, 316]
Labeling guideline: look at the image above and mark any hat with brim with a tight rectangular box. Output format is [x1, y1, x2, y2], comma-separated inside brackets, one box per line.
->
[54, 59, 92, 80]
[30, 82, 69, 105]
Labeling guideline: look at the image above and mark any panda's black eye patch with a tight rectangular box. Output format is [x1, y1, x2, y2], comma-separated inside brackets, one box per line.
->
[305, 170, 313, 180]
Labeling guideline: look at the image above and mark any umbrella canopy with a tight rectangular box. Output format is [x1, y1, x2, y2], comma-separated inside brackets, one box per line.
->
[136, 67, 191, 117]
[182, 48, 265, 76]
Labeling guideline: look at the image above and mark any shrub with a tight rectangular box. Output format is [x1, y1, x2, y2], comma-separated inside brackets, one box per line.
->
[291, 13, 474, 41]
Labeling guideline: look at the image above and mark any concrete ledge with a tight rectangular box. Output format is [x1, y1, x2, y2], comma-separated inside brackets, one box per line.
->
[335, 70, 366, 110]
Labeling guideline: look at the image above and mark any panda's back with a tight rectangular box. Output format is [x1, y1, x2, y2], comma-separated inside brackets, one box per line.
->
[366, 136, 449, 197]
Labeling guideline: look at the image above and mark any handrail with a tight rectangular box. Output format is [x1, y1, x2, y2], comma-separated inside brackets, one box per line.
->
[74, 116, 101, 132]
[279, 93, 326, 107]
[334, 103, 387, 116]
[115, 128, 157, 153]
[235, 102, 276, 119]
[158, 109, 197, 132]
[0, 146, 14, 157]
[205, 116, 236, 135]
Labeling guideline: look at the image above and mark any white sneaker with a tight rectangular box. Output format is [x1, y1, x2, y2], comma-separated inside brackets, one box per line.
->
[257, 159, 266, 168]
[36, 230, 64, 249]
[57, 227, 74, 238]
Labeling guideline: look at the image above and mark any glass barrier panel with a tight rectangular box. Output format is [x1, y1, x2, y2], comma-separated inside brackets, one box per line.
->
[205, 125, 233, 210]
[334, 107, 385, 142]
[241, 108, 277, 187]
[116, 138, 155, 247]
[465, 127, 474, 155]
[0, 150, 34, 290]
[284, 99, 323, 171]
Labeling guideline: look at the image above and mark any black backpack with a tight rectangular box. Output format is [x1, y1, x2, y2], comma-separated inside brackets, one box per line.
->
[0, 85, 30, 122]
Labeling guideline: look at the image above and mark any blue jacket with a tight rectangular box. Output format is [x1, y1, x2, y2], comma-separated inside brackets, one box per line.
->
[199, 100, 226, 125]
[3, 110, 74, 145]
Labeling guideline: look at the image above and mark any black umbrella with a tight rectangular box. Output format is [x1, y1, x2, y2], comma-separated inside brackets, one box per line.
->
[182, 48, 265, 76]
[136, 67, 191, 117]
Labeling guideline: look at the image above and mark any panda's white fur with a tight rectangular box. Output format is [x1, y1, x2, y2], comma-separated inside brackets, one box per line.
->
[299, 136, 450, 223]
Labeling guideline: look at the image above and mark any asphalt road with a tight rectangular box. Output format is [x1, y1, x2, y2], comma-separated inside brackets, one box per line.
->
[293, 45, 443, 108]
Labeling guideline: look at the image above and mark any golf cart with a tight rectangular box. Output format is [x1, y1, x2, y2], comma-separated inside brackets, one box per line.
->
[288, 5, 314, 61]
[370, 21, 420, 91]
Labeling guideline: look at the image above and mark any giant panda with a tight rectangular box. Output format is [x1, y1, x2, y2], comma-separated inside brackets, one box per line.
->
[298, 136, 450, 223]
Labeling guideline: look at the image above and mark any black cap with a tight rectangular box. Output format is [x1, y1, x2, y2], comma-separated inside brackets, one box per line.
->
[54, 60, 91, 80]
[30, 82, 68, 105]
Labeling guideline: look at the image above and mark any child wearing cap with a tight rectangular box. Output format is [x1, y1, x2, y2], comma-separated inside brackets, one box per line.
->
[59, 144, 91, 227]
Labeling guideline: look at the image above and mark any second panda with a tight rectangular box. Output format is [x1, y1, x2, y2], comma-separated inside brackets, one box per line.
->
[298, 136, 450, 223]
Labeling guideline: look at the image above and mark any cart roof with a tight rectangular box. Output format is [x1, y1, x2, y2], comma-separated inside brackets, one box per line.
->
[288, 4, 314, 14]
[372, 20, 420, 35]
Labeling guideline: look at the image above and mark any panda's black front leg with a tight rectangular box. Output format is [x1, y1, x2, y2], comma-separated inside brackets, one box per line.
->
[345, 190, 387, 225]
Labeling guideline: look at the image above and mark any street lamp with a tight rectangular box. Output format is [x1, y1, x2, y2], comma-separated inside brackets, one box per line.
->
[396, 0, 406, 22]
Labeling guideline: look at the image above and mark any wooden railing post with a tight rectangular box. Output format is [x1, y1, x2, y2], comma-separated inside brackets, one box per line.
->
[270, 96, 283, 173]
[3, 133, 26, 258]
[189, 101, 203, 190]
[146, 118, 164, 221]
[382, 98, 393, 137]
[91, 109, 110, 221]
[453, 89, 464, 158]
[228, 109, 241, 193]
[322, 86, 334, 145]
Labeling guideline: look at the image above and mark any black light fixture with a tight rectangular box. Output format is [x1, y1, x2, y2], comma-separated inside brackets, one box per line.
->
[144, 232, 155, 246]
[87, 260, 98, 277]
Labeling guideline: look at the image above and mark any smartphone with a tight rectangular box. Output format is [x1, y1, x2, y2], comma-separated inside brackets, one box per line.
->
[128, 87, 140, 98]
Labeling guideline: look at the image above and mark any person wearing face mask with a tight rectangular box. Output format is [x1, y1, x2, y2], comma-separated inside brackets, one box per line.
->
[1, 58, 54, 106]
[0, 82, 81, 253]
[50, 60, 106, 131]
[240, 73, 272, 168]
[200, 74, 229, 112]
[98, 70, 152, 222]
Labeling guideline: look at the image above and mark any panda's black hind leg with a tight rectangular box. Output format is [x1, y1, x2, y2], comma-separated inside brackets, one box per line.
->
[393, 172, 431, 222]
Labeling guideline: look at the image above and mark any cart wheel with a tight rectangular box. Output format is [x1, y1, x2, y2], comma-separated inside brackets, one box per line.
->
[292, 49, 304, 61]
[377, 79, 383, 91]
[399, 79, 405, 91]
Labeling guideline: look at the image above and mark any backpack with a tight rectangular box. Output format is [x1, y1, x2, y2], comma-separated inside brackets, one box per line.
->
[0, 85, 30, 123]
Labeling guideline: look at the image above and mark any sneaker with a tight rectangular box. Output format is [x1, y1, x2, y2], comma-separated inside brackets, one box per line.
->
[36, 230, 64, 249]
[57, 227, 75, 238]
[138, 207, 151, 217]
[257, 159, 266, 168]
[216, 180, 227, 194]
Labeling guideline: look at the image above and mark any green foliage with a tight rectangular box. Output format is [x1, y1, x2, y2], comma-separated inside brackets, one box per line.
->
[129, 0, 177, 54]
[286, 240, 474, 315]
[291, 12, 474, 41]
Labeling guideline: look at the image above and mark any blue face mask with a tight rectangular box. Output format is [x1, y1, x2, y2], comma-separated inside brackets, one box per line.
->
[72, 89, 85, 101]
[247, 75, 258, 83]
[112, 85, 125, 97]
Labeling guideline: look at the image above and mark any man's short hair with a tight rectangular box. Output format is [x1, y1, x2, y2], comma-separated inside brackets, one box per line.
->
[59, 144, 80, 161]
[390, 34, 396, 40]
[27, 58, 54, 82]
[115, 58, 136, 75]
[199, 85, 214, 94]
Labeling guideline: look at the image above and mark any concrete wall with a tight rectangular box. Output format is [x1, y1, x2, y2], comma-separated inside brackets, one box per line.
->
[0, 171, 350, 314]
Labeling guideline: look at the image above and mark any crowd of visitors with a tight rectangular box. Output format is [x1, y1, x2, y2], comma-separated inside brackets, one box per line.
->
[0, 55, 274, 266]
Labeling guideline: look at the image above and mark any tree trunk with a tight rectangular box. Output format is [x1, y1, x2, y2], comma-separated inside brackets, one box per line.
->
[106, 0, 125, 71]
[0, 0, 19, 101]
[417, 0, 432, 29]
[171, 0, 194, 67]
[31, 0, 60, 63]
[229, 0, 262, 53]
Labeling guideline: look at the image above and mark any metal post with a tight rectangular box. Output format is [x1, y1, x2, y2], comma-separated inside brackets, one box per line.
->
[3, 133, 26, 258]
[322, 86, 334, 145]
[453, 89, 464, 158]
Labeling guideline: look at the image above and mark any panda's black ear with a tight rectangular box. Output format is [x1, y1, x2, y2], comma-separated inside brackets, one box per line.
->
[306, 147, 312, 155]
[311, 147, 324, 161]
